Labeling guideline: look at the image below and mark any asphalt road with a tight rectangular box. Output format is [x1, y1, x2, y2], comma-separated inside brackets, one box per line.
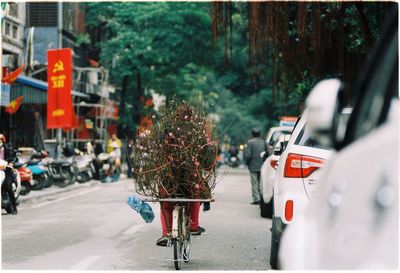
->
[2, 166, 272, 270]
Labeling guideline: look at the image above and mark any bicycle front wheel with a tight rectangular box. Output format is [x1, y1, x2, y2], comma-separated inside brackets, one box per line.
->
[173, 237, 183, 270]
[173, 207, 184, 270]
[183, 232, 190, 263]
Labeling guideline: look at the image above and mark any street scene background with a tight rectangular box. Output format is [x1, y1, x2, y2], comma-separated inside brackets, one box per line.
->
[1, 1, 398, 271]
[2, 166, 270, 270]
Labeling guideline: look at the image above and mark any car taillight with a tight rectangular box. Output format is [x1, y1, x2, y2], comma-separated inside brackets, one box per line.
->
[285, 200, 294, 221]
[270, 159, 278, 169]
[284, 153, 324, 178]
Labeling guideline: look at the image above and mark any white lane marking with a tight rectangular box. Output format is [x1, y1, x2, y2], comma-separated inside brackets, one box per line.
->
[123, 224, 145, 235]
[30, 188, 100, 208]
[70, 255, 102, 270]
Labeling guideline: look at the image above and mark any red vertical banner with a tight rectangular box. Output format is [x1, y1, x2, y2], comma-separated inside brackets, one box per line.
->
[47, 48, 73, 129]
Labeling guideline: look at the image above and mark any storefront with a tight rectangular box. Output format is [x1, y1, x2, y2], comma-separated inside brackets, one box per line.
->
[0, 75, 90, 149]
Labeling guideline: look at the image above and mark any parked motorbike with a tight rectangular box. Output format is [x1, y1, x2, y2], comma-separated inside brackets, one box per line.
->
[227, 155, 240, 168]
[74, 149, 95, 183]
[40, 157, 55, 188]
[47, 156, 76, 188]
[17, 148, 51, 190]
[1, 159, 21, 214]
[28, 158, 50, 190]
[96, 152, 120, 182]
[14, 162, 34, 195]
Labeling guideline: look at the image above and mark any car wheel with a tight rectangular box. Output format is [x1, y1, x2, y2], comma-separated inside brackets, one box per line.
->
[260, 195, 273, 218]
[270, 216, 284, 269]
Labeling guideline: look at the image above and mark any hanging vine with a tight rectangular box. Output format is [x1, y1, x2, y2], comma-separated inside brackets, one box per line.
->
[211, 1, 394, 99]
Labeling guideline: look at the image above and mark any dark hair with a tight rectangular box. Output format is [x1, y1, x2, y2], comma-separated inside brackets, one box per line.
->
[251, 128, 261, 137]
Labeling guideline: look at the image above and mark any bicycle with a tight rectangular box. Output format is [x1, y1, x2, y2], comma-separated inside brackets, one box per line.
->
[144, 197, 214, 270]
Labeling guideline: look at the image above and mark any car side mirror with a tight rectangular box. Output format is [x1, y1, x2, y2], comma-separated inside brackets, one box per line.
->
[332, 106, 352, 147]
[306, 79, 343, 148]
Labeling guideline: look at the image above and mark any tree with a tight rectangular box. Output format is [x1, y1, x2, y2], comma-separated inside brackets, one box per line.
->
[82, 2, 394, 144]
[84, 2, 215, 133]
[212, 1, 395, 100]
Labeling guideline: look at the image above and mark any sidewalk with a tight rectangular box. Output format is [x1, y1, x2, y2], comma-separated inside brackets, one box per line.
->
[19, 173, 128, 203]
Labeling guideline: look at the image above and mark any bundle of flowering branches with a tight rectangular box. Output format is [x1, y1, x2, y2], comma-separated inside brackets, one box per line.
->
[132, 99, 218, 200]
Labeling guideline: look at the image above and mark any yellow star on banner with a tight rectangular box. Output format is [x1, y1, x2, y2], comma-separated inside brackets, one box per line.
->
[52, 109, 65, 117]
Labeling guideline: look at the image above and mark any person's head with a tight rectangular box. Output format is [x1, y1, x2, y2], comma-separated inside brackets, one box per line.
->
[0, 134, 6, 147]
[251, 128, 261, 138]
[111, 134, 117, 140]
[34, 111, 40, 119]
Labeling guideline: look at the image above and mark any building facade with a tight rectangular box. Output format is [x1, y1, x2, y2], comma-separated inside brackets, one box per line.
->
[1, 2, 116, 151]
[1, 2, 25, 72]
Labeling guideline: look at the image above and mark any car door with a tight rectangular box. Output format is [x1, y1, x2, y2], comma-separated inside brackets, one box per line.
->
[313, 13, 399, 268]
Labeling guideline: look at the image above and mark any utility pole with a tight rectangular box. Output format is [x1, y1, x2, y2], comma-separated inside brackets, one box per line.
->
[55, 1, 63, 159]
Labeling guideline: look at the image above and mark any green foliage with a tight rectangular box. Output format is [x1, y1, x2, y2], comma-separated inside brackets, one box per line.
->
[82, 2, 392, 145]
[76, 33, 90, 46]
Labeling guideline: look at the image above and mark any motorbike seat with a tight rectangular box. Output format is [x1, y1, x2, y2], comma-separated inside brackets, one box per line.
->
[28, 159, 41, 165]
[51, 159, 71, 165]
[14, 162, 25, 168]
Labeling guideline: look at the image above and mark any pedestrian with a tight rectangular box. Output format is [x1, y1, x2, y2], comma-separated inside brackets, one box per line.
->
[107, 133, 122, 153]
[33, 111, 45, 151]
[228, 142, 239, 159]
[244, 128, 266, 205]
[126, 138, 135, 178]
[155, 103, 213, 246]
[108, 141, 121, 182]
[132, 101, 217, 247]
[93, 139, 104, 156]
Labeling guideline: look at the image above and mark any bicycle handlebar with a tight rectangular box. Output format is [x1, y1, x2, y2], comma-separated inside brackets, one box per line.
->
[142, 198, 215, 203]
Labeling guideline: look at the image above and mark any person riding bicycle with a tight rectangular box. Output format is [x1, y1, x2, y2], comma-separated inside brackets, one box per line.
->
[0, 134, 18, 215]
[132, 101, 218, 247]
[154, 103, 216, 247]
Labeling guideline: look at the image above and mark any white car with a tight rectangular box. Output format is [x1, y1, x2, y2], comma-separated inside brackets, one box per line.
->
[259, 133, 291, 218]
[279, 12, 398, 270]
[269, 109, 333, 269]
[265, 126, 294, 156]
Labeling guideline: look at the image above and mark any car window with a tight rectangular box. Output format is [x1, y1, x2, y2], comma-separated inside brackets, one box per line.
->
[295, 125, 329, 150]
[352, 32, 398, 140]
[343, 18, 398, 147]
[269, 131, 282, 145]
[272, 131, 292, 147]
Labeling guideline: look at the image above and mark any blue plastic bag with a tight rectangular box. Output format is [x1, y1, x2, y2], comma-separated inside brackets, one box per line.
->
[127, 195, 155, 223]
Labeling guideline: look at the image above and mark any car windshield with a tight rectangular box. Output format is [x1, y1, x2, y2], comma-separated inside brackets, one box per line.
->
[269, 130, 292, 145]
